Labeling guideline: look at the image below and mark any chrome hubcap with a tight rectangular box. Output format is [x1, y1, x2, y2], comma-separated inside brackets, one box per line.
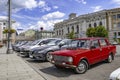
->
[46, 53, 50, 61]
[109, 55, 112, 62]
[78, 63, 85, 72]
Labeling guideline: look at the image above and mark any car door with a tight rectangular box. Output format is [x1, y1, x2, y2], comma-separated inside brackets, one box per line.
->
[99, 39, 109, 60]
[90, 40, 102, 64]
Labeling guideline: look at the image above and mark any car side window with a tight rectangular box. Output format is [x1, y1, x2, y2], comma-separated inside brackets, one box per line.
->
[99, 39, 107, 46]
[91, 40, 100, 48]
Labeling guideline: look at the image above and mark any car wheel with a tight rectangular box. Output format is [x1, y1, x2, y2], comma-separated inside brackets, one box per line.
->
[107, 54, 113, 63]
[75, 60, 88, 74]
[55, 65, 63, 69]
[46, 51, 52, 61]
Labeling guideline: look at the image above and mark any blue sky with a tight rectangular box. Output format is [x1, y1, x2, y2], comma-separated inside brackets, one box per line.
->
[0, 0, 120, 33]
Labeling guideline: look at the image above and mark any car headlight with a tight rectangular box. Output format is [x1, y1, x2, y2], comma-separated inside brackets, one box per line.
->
[38, 51, 45, 54]
[116, 77, 120, 80]
[68, 57, 73, 63]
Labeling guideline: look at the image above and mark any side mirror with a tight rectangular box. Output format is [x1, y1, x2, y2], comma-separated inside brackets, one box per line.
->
[59, 42, 65, 48]
[90, 46, 96, 49]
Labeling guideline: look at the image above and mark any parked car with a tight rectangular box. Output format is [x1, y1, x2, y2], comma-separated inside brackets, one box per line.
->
[109, 68, 120, 80]
[18, 41, 33, 53]
[49, 38, 116, 74]
[20, 38, 60, 57]
[12, 41, 22, 51]
[13, 41, 28, 52]
[29, 39, 71, 61]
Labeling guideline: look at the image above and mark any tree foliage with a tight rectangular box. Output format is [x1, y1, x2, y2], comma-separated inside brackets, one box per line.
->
[86, 27, 95, 37]
[3, 29, 16, 34]
[86, 26, 108, 37]
[95, 26, 108, 37]
[67, 30, 76, 39]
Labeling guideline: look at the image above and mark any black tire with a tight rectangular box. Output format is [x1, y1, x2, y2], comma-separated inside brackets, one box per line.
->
[74, 60, 88, 74]
[55, 65, 63, 69]
[106, 54, 113, 63]
[46, 51, 52, 61]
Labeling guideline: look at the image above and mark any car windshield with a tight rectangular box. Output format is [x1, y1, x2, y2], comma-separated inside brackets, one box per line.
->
[67, 39, 90, 49]
[30, 40, 41, 45]
[47, 40, 61, 46]
[47, 41, 57, 45]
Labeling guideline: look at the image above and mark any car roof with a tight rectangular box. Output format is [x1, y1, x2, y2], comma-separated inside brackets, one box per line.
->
[76, 37, 107, 40]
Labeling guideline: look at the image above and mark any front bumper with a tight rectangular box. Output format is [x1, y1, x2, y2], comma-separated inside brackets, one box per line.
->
[50, 60, 76, 68]
[29, 52, 46, 60]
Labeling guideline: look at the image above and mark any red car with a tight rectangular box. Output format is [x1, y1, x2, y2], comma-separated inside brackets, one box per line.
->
[49, 38, 116, 74]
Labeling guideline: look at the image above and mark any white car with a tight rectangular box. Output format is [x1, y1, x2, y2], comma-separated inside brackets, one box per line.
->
[109, 68, 120, 80]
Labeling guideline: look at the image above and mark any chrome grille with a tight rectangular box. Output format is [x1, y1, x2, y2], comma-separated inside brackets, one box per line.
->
[53, 55, 68, 61]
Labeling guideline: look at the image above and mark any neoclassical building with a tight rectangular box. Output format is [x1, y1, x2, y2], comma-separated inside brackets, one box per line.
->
[54, 8, 120, 42]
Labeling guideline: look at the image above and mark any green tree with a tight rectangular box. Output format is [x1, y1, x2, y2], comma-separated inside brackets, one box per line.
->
[86, 27, 95, 37]
[67, 30, 76, 39]
[95, 26, 108, 37]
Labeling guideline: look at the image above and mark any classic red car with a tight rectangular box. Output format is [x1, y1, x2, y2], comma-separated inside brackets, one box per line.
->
[49, 38, 116, 74]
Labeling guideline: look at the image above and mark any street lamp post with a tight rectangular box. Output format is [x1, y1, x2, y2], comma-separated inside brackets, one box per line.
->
[6, 0, 12, 54]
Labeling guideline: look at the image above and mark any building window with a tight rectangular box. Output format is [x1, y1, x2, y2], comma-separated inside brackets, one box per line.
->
[117, 14, 120, 19]
[112, 15, 116, 19]
[62, 29, 64, 35]
[118, 32, 120, 36]
[57, 30, 58, 35]
[94, 23, 97, 27]
[72, 26, 74, 31]
[99, 21, 102, 26]
[114, 32, 117, 38]
[59, 30, 61, 35]
[3, 27, 5, 30]
[67, 27, 69, 33]
[117, 22, 120, 27]
[89, 24, 91, 27]
[76, 25, 79, 33]
[3, 23, 6, 25]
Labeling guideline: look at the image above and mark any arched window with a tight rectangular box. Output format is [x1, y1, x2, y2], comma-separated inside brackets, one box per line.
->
[67, 27, 69, 33]
[94, 23, 97, 27]
[57, 30, 58, 35]
[89, 24, 91, 27]
[62, 29, 64, 35]
[76, 25, 79, 33]
[59, 30, 61, 35]
[99, 21, 102, 26]
[72, 26, 74, 31]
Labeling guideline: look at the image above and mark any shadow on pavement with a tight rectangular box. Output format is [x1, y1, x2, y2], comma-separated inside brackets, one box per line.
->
[39, 61, 107, 78]
[39, 66, 75, 77]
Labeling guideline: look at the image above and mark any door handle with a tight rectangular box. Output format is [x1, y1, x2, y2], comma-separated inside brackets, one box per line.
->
[100, 48, 102, 51]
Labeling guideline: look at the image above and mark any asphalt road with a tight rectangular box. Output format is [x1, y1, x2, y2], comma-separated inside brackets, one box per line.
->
[22, 45, 120, 80]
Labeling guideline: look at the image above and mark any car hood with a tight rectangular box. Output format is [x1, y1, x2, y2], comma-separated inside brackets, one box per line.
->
[52, 48, 89, 57]
[31, 45, 53, 51]
[109, 68, 120, 80]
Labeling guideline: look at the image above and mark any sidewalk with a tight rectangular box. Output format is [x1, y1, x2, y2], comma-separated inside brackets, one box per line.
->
[0, 47, 45, 80]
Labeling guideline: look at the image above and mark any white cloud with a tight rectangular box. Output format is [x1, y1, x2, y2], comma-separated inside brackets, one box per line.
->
[12, 0, 37, 10]
[36, 19, 63, 31]
[53, 6, 58, 9]
[0, 0, 51, 12]
[112, 0, 120, 4]
[42, 11, 65, 20]
[91, 6, 103, 12]
[75, 0, 87, 4]
[38, 0, 51, 12]
[0, 16, 8, 20]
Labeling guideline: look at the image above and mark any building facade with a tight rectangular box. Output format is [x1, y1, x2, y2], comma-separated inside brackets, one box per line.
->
[35, 30, 55, 39]
[0, 17, 16, 44]
[54, 8, 120, 42]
